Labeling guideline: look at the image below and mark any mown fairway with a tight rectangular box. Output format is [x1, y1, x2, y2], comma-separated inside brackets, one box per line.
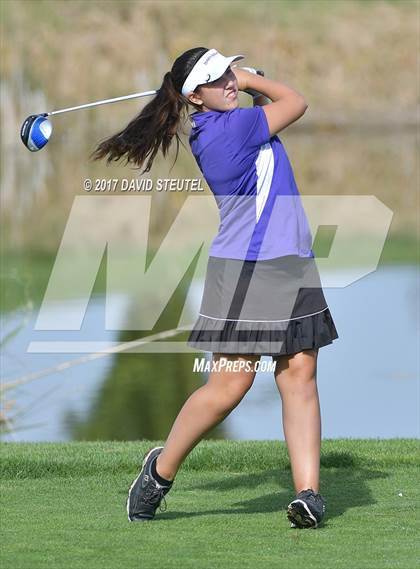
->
[1, 439, 418, 569]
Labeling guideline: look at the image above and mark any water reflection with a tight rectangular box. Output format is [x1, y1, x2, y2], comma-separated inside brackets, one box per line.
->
[1, 281, 225, 442]
[66, 271, 226, 442]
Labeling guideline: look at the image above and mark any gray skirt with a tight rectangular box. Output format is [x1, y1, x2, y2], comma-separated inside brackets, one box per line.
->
[187, 255, 339, 356]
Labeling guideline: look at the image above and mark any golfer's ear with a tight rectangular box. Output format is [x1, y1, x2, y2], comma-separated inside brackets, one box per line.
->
[187, 92, 202, 106]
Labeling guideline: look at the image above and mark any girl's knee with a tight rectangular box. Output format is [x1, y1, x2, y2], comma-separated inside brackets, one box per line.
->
[275, 349, 318, 381]
[208, 370, 256, 402]
[207, 355, 259, 409]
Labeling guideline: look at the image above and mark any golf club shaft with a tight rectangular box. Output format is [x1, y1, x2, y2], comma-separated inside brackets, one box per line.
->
[46, 89, 158, 117]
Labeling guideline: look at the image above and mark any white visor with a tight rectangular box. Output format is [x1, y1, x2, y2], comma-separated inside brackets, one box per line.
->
[181, 48, 244, 96]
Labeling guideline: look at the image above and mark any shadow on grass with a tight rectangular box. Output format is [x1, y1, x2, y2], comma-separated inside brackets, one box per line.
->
[140, 452, 390, 524]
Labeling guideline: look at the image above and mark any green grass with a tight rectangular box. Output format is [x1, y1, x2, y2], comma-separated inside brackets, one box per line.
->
[1, 440, 419, 569]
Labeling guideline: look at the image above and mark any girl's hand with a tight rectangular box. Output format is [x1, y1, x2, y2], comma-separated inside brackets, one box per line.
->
[232, 66, 265, 94]
[231, 66, 250, 91]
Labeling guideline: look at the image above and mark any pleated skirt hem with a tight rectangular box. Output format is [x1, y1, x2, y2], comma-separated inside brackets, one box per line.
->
[187, 306, 339, 356]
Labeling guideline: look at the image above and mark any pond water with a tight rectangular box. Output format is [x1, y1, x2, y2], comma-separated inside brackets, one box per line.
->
[228, 264, 419, 440]
[1, 264, 418, 441]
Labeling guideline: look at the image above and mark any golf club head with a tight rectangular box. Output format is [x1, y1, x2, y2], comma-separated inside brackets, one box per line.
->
[20, 114, 52, 152]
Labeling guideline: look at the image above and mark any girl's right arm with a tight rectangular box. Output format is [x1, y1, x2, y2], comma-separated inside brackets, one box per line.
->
[233, 68, 308, 136]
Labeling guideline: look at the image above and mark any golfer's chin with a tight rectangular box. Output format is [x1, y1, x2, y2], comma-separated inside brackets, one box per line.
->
[204, 98, 239, 112]
[224, 97, 239, 110]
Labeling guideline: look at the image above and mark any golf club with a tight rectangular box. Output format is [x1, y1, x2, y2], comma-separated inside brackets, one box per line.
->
[20, 67, 263, 152]
[20, 89, 158, 152]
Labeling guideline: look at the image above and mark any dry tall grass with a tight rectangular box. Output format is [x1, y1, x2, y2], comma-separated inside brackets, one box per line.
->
[2, 0, 417, 128]
[0, 0, 418, 250]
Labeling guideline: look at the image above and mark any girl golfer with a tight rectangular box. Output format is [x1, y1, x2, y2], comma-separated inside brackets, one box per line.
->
[92, 47, 339, 529]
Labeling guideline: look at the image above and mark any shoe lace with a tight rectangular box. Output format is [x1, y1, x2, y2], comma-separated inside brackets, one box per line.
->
[142, 483, 168, 512]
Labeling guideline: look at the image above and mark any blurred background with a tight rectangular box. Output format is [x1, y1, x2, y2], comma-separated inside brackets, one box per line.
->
[1, 0, 418, 442]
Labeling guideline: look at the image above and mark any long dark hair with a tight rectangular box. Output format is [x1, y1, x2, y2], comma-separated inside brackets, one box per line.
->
[89, 47, 208, 173]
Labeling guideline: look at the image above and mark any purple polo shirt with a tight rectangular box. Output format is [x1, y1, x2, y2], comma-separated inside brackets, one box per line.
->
[189, 105, 314, 261]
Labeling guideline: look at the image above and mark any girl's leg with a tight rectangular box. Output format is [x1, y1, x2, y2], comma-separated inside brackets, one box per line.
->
[155, 353, 261, 481]
[274, 348, 321, 493]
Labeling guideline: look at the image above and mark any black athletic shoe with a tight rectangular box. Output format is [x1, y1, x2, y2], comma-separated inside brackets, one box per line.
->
[127, 446, 173, 522]
[287, 488, 326, 529]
